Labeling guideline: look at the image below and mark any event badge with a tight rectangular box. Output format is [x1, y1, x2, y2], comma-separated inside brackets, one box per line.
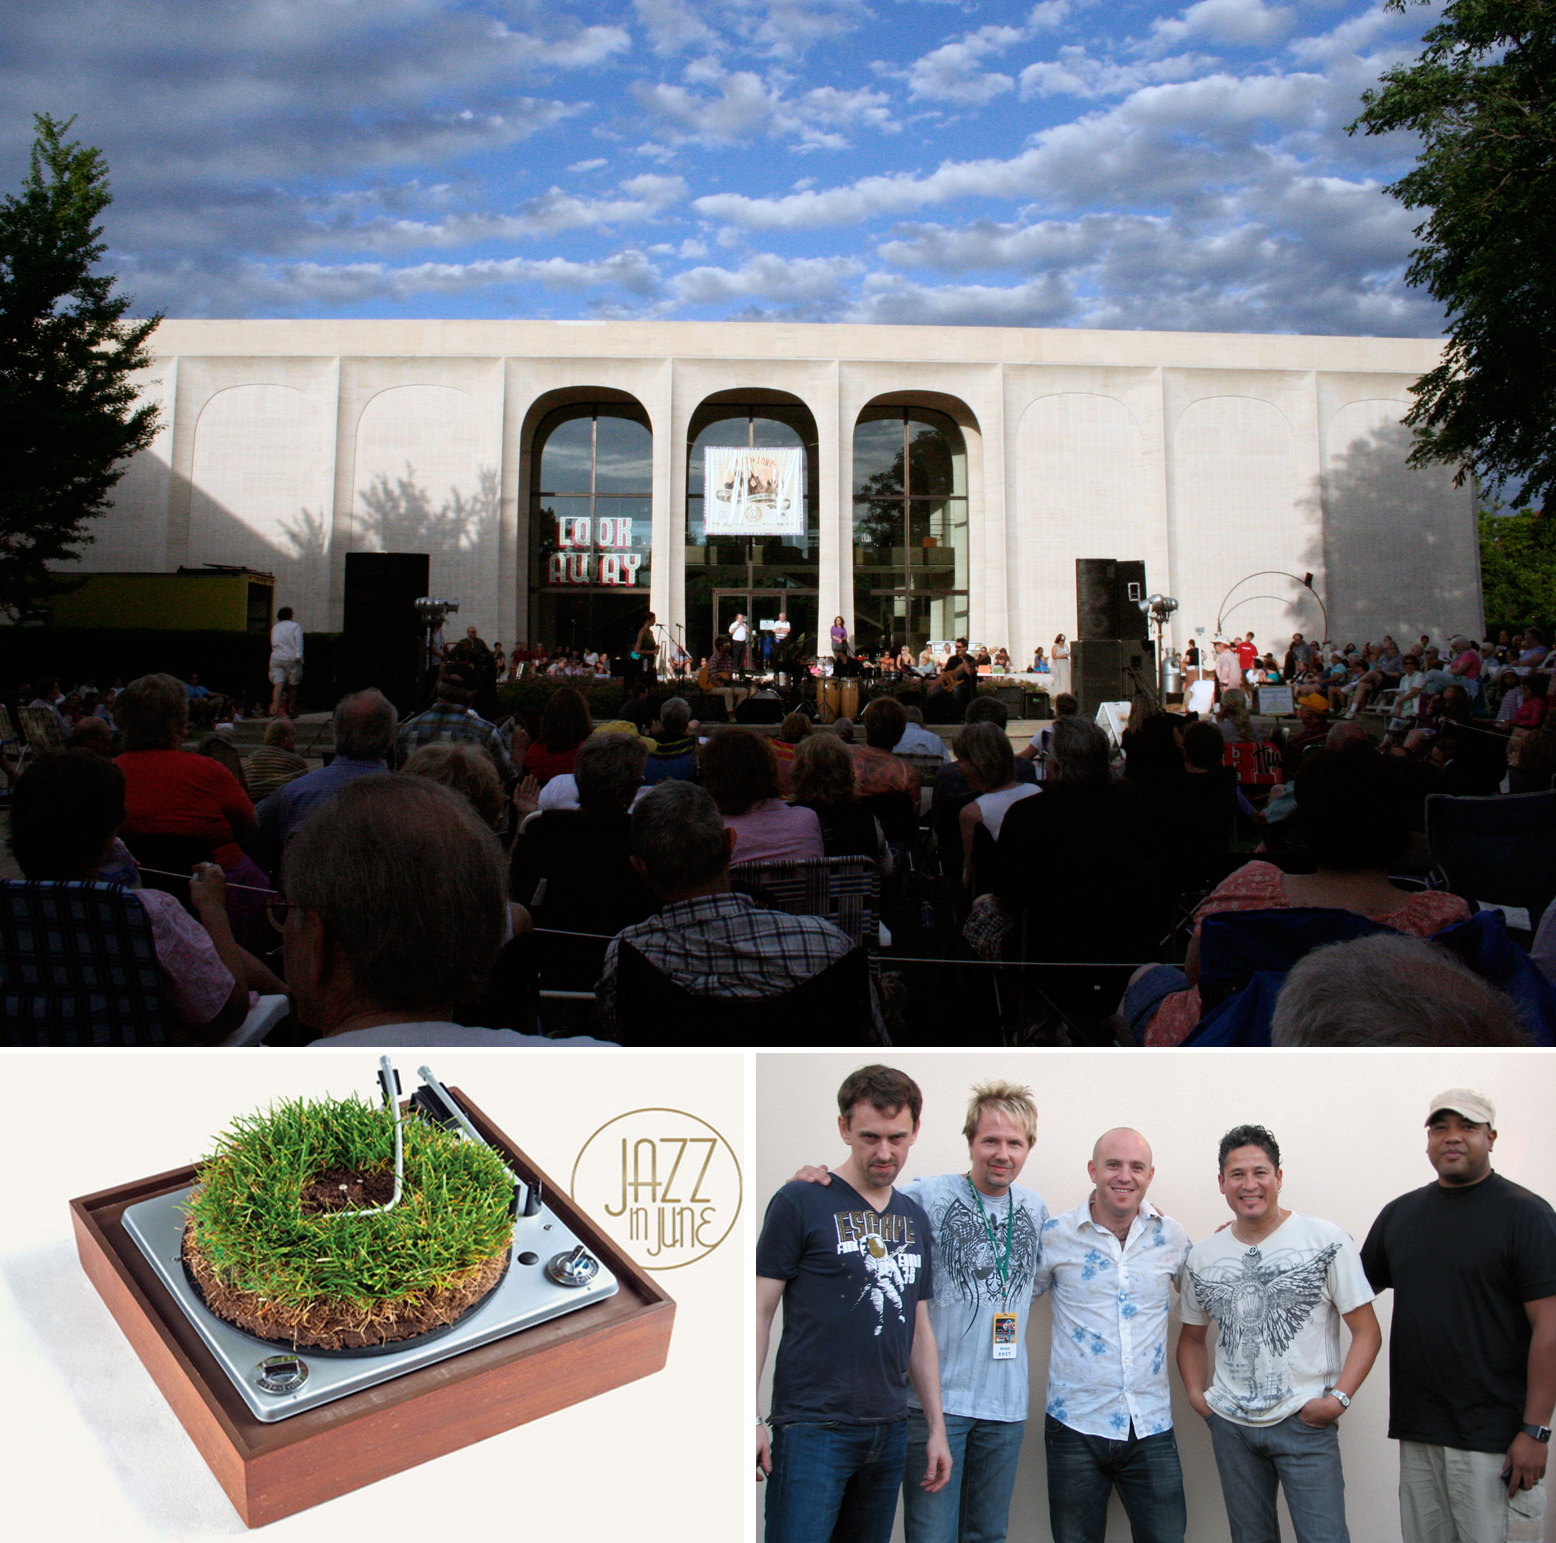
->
[992, 1312, 1017, 1360]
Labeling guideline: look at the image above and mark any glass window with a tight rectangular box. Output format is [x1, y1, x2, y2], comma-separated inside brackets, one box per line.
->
[852, 407, 968, 657]
[686, 405, 819, 665]
[530, 407, 652, 656]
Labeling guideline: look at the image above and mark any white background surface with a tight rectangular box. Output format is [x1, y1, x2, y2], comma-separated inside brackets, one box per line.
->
[756, 1049, 1556, 1543]
[1, 1050, 745, 1539]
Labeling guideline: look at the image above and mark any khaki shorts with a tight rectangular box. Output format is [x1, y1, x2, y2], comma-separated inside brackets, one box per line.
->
[269, 659, 303, 686]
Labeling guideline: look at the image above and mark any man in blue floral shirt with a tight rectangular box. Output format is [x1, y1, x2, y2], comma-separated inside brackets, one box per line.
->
[1033, 1128, 1193, 1543]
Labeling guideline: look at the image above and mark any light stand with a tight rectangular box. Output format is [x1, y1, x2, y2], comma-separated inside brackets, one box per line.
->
[1137, 593, 1179, 700]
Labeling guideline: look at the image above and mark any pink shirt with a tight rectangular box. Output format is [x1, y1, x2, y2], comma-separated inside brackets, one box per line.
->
[724, 799, 825, 865]
[133, 889, 237, 1027]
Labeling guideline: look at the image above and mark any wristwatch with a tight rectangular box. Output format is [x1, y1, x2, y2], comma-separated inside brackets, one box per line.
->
[1521, 1423, 1551, 1443]
[1323, 1387, 1352, 1410]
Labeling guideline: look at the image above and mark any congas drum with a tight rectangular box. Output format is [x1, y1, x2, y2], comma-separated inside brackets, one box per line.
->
[824, 681, 843, 720]
[839, 679, 860, 719]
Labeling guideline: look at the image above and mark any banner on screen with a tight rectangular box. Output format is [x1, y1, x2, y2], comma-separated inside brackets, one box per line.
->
[703, 446, 803, 535]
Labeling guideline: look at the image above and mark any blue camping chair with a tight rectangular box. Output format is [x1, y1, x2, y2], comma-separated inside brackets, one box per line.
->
[1184, 906, 1556, 1047]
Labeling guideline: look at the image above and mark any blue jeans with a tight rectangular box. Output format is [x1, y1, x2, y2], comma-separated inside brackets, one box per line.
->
[901, 1407, 1026, 1543]
[1206, 1411, 1349, 1543]
[765, 1419, 909, 1543]
[1045, 1415, 1187, 1543]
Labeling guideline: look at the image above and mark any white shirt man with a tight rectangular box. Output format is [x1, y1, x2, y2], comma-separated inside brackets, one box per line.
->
[1178, 1123, 1381, 1543]
[1035, 1128, 1192, 1543]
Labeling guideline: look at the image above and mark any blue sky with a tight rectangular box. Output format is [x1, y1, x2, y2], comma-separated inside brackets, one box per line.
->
[0, 0, 1447, 334]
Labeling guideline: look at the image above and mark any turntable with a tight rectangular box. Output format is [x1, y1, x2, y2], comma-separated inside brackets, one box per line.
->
[70, 1059, 675, 1527]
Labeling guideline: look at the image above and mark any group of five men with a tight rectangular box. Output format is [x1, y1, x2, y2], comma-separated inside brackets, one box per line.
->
[755, 1066, 1555, 1543]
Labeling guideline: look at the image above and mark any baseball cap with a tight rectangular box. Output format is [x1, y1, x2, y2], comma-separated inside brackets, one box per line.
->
[1426, 1088, 1496, 1127]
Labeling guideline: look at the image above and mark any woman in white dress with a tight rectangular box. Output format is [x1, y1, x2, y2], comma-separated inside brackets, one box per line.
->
[1050, 633, 1071, 698]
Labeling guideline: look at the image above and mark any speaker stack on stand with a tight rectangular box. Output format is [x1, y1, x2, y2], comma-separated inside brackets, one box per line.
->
[1071, 559, 1155, 715]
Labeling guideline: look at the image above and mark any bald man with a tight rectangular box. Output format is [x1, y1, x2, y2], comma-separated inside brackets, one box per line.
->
[1032, 1129, 1193, 1543]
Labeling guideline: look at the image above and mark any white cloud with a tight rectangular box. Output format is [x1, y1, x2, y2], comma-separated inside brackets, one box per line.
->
[1020, 47, 1210, 100]
[568, 156, 608, 171]
[633, 0, 720, 55]
[669, 251, 862, 304]
[903, 26, 1023, 107]
[1151, 0, 1295, 51]
[636, 64, 895, 147]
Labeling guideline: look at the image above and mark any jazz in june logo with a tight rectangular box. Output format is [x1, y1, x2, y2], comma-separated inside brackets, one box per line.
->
[571, 1108, 742, 1271]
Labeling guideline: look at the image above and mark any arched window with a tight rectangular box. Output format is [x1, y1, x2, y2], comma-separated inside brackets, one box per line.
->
[852, 407, 968, 655]
[531, 405, 652, 657]
[686, 400, 819, 665]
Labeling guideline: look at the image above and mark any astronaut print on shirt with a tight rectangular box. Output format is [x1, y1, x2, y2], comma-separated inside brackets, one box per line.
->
[833, 1208, 924, 1336]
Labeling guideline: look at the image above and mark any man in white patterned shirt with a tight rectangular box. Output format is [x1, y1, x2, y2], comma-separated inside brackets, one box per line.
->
[1034, 1128, 1192, 1543]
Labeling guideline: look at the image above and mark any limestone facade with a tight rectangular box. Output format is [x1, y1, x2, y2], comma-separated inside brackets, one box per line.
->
[96, 318, 1482, 660]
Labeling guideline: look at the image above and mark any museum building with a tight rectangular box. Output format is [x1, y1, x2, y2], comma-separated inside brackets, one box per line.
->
[93, 318, 1484, 664]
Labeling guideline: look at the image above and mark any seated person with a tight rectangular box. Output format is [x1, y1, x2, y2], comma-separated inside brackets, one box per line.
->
[244, 718, 309, 801]
[926, 639, 976, 722]
[893, 698, 949, 759]
[934, 698, 1037, 859]
[704, 634, 750, 715]
[1125, 743, 1472, 1046]
[852, 697, 921, 805]
[8, 750, 284, 1040]
[970, 717, 1160, 966]
[114, 672, 267, 937]
[595, 781, 879, 1034]
[283, 776, 605, 1045]
[520, 685, 592, 786]
[642, 695, 698, 783]
[769, 711, 811, 791]
[788, 734, 891, 872]
[699, 726, 823, 864]
[955, 721, 1038, 894]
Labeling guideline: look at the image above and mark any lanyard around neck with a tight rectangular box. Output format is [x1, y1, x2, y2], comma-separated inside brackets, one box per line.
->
[967, 1175, 1013, 1300]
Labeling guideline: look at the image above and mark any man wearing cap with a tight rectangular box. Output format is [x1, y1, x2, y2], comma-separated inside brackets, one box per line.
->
[393, 661, 523, 778]
[1360, 1089, 1556, 1543]
[1280, 697, 1332, 778]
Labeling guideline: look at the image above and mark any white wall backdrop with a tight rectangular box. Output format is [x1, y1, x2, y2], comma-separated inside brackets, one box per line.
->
[756, 1050, 1556, 1543]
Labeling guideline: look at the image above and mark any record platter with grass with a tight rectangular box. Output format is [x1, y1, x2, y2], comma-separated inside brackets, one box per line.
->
[71, 1061, 675, 1526]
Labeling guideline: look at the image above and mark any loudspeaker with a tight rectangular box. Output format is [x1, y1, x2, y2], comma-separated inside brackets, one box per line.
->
[343, 552, 429, 637]
[735, 693, 784, 724]
[1075, 558, 1148, 640]
[1071, 639, 1124, 715]
[339, 552, 429, 711]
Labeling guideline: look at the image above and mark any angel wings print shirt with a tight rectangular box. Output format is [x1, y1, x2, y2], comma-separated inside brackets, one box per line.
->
[1035, 1199, 1193, 1439]
[1180, 1212, 1374, 1426]
[900, 1173, 1049, 1422]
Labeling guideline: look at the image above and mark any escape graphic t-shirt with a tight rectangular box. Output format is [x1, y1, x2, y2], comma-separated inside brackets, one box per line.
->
[757, 1176, 933, 1424]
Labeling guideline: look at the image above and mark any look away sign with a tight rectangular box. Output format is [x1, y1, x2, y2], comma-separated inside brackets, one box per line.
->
[703, 446, 803, 536]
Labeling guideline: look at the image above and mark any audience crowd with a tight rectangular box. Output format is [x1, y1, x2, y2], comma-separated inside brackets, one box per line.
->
[4, 617, 1553, 1047]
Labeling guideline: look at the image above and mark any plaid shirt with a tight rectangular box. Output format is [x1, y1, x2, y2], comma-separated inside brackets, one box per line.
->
[394, 703, 517, 779]
[596, 891, 873, 1033]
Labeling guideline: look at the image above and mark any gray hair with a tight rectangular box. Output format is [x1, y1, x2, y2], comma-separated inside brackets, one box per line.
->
[659, 696, 691, 738]
[574, 731, 647, 811]
[631, 780, 728, 896]
[1271, 934, 1530, 1047]
[1048, 715, 1111, 785]
[285, 776, 506, 1013]
[333, 689, 397, 761]
[118, 673, 188, 751]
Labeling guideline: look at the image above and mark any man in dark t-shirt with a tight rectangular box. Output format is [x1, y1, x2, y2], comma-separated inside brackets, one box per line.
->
[1360, 1088, 1556, 1543]
[756, 1065, 951, 1542]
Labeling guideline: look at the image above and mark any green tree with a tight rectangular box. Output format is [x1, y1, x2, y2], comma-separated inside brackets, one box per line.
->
[0, 114, 161, 617]
[1349, 1, 1556, 512]
[1479, 508, 1556, 629]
